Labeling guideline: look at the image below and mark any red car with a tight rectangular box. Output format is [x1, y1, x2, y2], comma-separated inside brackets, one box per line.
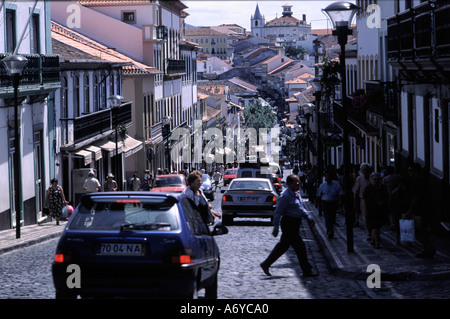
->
[151, 174, 187, 193]
[271, 173, 282, 194]
[223, 168, 238, 186]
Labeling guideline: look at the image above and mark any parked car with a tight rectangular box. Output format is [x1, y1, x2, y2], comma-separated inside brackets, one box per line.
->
[223, 168, 237, 186]
[221, 178, 278, 225]
[151, 174, 187, 193]
[271, 173, 282, 194]
[52, 192, 228, 299]
[201, 174, 214, 201]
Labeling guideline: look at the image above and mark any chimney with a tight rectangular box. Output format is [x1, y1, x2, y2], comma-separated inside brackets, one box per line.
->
[303, 14, 306, 22]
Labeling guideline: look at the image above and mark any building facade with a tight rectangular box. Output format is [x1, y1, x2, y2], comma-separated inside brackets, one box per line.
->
[51, 0, 197, 176]
[0, 1, 60, 230]
[251, 3, 312, 48]
[185, 27, 228, 60]
[386, 0, 450, 230]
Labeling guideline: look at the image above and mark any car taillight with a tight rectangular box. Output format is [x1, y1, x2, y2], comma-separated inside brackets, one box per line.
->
[266, 195, 277, 202]
[54, 253, 72, 263]
[222, 195, 233, 202]
[171, 249, 193, 264]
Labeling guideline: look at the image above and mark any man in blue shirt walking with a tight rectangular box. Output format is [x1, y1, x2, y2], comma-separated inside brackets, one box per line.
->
[316, 169, 344, 239]
[260, 174, 318, 277]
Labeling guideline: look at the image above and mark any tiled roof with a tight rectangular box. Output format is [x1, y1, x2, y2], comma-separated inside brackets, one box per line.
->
[285, 76, 307, 84]
[185, 27, 226, 36]
[228, 77, 258, 92]
[266, 15, 300, 27]
[77, 0, 153, 6]
[51, 21, 159, 75]
[203, 105, 221, 122]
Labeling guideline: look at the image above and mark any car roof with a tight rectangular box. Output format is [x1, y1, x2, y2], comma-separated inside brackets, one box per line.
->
[231, 178, 271, 182]
[80, 191, 181, 205]
[155, 174, 184, 178]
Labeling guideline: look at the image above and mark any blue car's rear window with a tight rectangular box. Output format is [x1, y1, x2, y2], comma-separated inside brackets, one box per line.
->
[69, 198, 180, 231]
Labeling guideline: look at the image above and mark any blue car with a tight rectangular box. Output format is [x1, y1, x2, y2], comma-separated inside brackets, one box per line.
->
[201, 174, 215, 201]
[52, 192, 228, 299]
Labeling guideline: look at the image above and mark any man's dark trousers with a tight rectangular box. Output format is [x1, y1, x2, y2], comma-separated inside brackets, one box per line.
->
[262, 216, 312, 274]
[322, 201, 338, 238]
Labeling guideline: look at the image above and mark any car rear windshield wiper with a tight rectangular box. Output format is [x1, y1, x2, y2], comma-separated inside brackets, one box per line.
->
[120, 223, 171, 231]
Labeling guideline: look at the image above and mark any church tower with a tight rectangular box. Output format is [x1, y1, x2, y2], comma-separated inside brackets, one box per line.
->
[251, 4, 265, 37]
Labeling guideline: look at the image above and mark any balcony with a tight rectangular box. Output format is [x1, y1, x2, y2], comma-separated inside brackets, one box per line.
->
[164, 59, 186, 78]
[0, 54, 60, 92]
[387, 0, 450, 82]
[60, 101, 132, 148]
[365, 81, 399, 124]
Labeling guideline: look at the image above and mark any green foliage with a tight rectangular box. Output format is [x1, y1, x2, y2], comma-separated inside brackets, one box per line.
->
[285, 46, 308, 59]
[319, 56, 341, 101]
[243, 99, 276, 132]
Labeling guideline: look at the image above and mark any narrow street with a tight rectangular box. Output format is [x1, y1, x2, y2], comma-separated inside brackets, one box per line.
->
[1, 171, 450, 300]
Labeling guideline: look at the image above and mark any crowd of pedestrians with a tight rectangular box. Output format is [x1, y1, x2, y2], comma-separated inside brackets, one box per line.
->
[292, 161, 436, 259]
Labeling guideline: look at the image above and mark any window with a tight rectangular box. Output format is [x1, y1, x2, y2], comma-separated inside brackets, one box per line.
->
[94, 75, 99, 112]
[100, 72, 107, 109]
[6, 9, 16, 53]
[61, 77, 68, 118]
[61, 77, 69, 144]
[122, 11, 136, 24]
[84, 74, 90, 114]
[74, 76, 80, 117]
[31, 14, 40, 54]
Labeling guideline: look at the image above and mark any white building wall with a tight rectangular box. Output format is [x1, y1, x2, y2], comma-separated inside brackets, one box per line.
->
[51, 1, 143, 61]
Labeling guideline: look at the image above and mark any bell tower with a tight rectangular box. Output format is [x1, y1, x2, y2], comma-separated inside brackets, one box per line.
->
[251, 4, 265, 37]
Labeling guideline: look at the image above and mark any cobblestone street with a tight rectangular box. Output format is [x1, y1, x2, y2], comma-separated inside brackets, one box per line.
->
[1, 177, 450, 300]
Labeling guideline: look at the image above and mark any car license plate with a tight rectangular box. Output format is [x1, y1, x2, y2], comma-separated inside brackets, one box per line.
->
[96, 243, 145, 256]
[239, 197, 257, 202]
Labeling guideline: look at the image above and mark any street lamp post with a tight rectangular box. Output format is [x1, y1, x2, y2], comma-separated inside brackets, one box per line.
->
[108, 95, 124, 190]
[322, 1, 358, 253]
[162, 116, 172, 171]
[2, 54, 28, 239]
[310, 78, 323, 181]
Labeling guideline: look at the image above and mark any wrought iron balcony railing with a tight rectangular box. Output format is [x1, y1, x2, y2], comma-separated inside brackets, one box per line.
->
[0, 53, 60, 89]
[60, 101, 132, 147]
[387, 0, 450, 64]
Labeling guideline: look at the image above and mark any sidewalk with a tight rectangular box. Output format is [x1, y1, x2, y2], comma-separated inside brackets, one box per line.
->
[0, 219, 66, 255]
[302, 197, 450, 281]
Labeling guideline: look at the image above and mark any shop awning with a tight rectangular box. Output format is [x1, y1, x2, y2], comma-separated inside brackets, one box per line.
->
[85, 145, 102, 161]
[74, 149, 93, 166]
[94, 139, 123, 157]
[122, 135, 143, 158]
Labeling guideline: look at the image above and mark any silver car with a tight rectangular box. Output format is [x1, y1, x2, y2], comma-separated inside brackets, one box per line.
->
[221, 178, 278, 225]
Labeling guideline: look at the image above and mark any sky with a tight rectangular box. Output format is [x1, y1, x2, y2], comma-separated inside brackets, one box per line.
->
[183, 1, 346, 31]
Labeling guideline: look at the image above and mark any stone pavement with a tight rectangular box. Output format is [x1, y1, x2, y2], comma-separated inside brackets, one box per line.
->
[302, 197, 450, 281]
[0, 219, 66, 255]
[1, 196, 450, 283]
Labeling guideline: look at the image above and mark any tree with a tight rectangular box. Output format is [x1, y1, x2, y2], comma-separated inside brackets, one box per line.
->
[285, 46, 308, 59]
[319, 56, 340, 102]
[243, 99, 276, 132]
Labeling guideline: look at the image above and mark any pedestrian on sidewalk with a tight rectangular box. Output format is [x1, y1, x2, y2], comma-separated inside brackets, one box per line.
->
[83, 170, 101, 193]
[103, 173, 118, 191]
[130, 172, 141, 191]
[352, 163, 371, 233]
[213, 170, 221, 191]
[45, 178, 69, 225]
[405, 163, 436, 258]
[362, 172, 389, 248]
[316, 169, 344, 239]
[260, 174, 318, 277]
